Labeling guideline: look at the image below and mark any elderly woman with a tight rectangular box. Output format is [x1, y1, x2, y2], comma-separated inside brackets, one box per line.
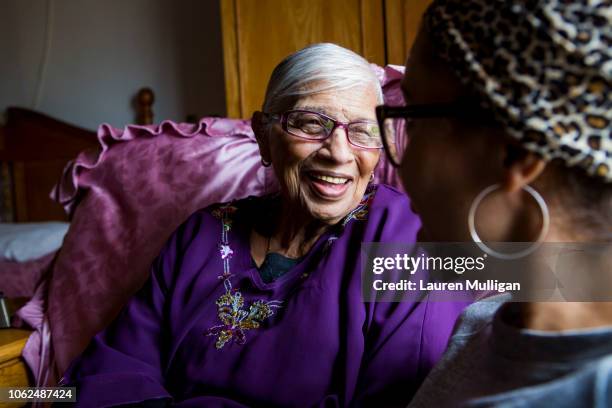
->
[376, 0, 611, 406]
[63, 44, 468, 407]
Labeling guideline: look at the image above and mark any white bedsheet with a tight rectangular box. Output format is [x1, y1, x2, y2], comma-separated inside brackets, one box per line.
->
[0, 222, 69, 262]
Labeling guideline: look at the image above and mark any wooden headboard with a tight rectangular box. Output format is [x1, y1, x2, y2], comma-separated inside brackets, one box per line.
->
[0, 89, 155, 222]
[0, 108, 99, 222]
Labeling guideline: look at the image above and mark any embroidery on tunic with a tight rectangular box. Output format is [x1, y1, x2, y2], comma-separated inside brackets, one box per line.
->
[206, 185, 377, 349]
[324, 184, 377, 251]
[206, 203, 282, 349]
[342, 185, 375, 225]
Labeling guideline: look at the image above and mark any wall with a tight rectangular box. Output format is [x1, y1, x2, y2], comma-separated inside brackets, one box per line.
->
[0, 0, 226, 130]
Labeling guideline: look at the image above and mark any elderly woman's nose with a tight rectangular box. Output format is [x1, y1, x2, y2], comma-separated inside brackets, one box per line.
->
[320, 128, 353, 162]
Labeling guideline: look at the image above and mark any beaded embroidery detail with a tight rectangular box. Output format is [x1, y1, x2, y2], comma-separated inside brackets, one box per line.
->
[206, 203, 282, 349]
[206, 185, 377, 349]
[323, 185, 376, 251]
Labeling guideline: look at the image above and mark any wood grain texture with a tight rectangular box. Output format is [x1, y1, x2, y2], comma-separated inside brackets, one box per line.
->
[0, 312, 32, 399]
[221, 0, 242, 118]
[11, 162, 28, 222]
[0, 108, 99, 222]
[0, 357, 29, 407]
[0, 329, 30, 366]
[222, 0, 386, 118]
[360, 0, 385, 66]
[384, 0, 432, 65]
[135, 88, 155, 125]
[0, 329, 32, 401]
[16, 160, 74, 222]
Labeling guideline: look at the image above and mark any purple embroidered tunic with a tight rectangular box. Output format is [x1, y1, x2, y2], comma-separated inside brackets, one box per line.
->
[63, 185, 469, 407]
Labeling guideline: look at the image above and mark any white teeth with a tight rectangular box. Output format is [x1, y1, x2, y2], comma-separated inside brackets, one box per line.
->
[312, 174, 349, 184]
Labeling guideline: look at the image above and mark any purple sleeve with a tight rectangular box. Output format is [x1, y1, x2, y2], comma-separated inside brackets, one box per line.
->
[353, 300, 469, 407]
[350, 187, 469, 406]
[62, 230, 184, 407]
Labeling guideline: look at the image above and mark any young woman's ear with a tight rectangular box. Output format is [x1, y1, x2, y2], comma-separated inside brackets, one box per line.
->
[502, 145, 546, 192]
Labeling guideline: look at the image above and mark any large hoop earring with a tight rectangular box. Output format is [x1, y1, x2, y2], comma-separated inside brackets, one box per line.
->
[468, 184, 550, 260]
[261, 158, 272, 167]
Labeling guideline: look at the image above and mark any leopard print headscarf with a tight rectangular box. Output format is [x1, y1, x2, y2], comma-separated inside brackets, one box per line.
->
[425, 0, 611, 182]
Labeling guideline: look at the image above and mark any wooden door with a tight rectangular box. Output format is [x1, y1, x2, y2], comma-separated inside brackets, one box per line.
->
[384, 0, 432, 65]
[221, 0, 385, 118]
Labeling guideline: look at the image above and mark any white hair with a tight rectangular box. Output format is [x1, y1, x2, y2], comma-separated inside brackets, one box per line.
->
[262, 43, 383, 114]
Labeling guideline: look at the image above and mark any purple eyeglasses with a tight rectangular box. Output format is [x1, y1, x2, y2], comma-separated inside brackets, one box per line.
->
[268, 109, 383, 149]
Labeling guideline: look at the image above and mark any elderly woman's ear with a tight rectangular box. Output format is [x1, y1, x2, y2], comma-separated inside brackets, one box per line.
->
[252, 111, 273, 165]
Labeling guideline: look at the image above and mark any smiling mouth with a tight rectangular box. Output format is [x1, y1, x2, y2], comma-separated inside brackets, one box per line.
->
[305, 171, 353, 199]
[311, 174, 350, 184]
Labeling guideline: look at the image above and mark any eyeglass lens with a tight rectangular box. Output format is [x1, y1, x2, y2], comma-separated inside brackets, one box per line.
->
[286, 111, 382, 148]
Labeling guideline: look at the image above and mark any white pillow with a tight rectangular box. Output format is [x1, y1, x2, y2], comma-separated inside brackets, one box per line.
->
[0, 222, 69, 262]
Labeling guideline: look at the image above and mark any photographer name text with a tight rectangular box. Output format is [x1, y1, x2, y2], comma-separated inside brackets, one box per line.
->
[373, 279, 520, 293]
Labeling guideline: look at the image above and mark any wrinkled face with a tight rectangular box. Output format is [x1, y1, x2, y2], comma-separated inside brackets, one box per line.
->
[399, 28, 506, 241]
[260, 84, 381, 224]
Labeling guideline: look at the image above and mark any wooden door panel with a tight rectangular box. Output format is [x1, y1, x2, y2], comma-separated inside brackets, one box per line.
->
[222, 0, 385, 118]
[384, 0, 432, 65]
